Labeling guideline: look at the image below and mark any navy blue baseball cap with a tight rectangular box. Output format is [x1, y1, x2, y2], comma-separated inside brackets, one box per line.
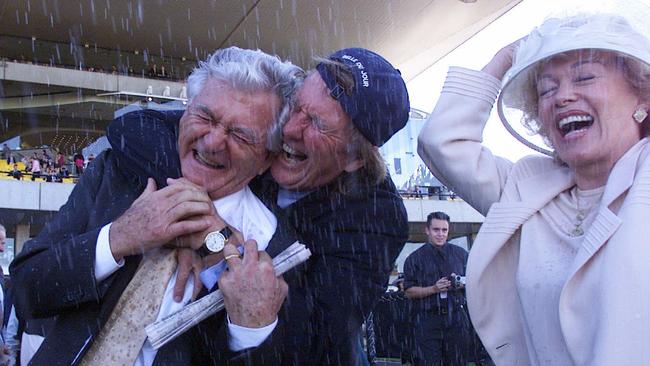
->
[316, 48, 410, 147]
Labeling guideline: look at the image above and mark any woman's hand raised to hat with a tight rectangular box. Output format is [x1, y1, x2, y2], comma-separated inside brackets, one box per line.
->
[482, 38, 523, 80]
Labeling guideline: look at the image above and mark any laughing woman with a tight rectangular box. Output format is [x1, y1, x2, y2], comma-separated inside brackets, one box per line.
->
[418, 12, 650, 366]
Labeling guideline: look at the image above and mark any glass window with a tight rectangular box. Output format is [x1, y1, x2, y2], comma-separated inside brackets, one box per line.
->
[1, 238, 15, 275]
[394, 158, 402, 175]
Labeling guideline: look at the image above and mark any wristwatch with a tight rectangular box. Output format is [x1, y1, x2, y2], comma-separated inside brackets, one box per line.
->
[197, 227, 232, 257]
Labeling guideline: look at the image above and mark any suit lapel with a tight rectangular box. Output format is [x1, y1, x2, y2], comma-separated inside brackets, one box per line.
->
[249, 174, 300, 258]
[32, 256, 142, 366]
[566, 138, 650, 280]
[471, 167, 574, 274]
[467, 164, 574, 362]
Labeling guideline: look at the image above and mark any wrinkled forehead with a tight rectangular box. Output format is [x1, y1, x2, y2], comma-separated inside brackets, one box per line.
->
[296, 71, 330, 99]
[195, 83, 279, 126]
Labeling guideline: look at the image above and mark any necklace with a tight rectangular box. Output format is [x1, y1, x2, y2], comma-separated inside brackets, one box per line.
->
[570, 208, 587, 236]
[569, 186, 604, 237]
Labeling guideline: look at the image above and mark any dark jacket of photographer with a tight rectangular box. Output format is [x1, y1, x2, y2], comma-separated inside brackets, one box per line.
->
[403, 242, 468, 315]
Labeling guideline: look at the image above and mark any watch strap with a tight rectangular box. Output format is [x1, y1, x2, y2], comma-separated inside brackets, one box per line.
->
[197, 226, 233, 257]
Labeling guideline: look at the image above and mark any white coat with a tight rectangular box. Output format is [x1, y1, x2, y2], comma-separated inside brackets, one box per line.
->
[417, 67, 650, 365]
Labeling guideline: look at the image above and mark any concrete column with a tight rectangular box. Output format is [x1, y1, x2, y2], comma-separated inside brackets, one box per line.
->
[15, 224, 30, 254]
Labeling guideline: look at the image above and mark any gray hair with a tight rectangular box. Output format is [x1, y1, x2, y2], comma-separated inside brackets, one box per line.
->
[0, 224, 5, 234]
[186, 47, 304, 150]
[268, 62, 388, 189]
[315, 58, 388, 185]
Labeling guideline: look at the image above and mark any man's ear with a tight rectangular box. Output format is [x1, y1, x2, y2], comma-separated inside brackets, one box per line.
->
[344, 158, 364, 173]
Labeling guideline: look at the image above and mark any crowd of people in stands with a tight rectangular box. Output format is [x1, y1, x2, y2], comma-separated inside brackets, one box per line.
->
[8, 54, 183, 81]
[1, 146, 90, 183]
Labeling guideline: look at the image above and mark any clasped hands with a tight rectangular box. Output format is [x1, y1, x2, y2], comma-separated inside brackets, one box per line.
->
[109, 177, 287, 327]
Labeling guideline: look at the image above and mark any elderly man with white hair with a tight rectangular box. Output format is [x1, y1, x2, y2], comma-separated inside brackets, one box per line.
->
[11, 47, 300, 366]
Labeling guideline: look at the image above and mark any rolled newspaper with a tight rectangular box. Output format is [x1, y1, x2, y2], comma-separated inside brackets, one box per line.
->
[145, 241, 311, 350]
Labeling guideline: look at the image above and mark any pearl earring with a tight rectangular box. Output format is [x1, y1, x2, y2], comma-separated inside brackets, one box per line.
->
[633, 108, 648, 123]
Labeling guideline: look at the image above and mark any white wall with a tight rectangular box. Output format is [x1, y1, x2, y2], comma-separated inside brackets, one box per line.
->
[0, 180, 74, 211]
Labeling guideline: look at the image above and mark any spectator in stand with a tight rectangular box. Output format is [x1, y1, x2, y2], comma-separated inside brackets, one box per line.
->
[148, 64, 158, 78]
[56, 152, 65, 169]
[29, 158, 41, 181]
[7, 164, 22, 180]
[41, 150, 51, 165]
[59, 166, 69, 178]
[86, 153, 95, 168]
[20, 157, 28, 171]
[1, 145, 10, 164]
[52, 167, 63, 183]
[43, 165, 55, 183]
[73, 152, 84, 175]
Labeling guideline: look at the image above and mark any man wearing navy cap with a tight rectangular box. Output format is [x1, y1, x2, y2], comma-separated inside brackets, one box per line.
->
[103, 47, 411, 365]
[249, 47, 410, 365]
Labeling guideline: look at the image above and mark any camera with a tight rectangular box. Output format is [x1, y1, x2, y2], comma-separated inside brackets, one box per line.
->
[451, 274, 466, 288]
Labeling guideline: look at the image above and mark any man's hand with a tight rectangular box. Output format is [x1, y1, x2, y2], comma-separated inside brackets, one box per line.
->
[109, 177, 214, 261]
[167, 177, 229, 250]
[433, 277, 451, 294]
[168, 178, 246, 252]
[219, 240, 288, 328]
[174, 248, 205, 302]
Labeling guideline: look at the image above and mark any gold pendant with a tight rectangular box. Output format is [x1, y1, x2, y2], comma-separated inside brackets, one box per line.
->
[571, 226, 584, 236]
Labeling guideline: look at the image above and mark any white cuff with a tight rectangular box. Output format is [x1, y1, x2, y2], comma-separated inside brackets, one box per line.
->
[95, 223, 125, 282]
[227, 316, 277, 351]
[444, 66, 502, 105]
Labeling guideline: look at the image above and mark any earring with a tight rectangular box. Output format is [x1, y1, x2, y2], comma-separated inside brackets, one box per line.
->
[633, 108, 648, 123]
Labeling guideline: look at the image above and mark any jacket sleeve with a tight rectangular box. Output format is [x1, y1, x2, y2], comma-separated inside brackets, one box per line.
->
[402, 253, 419, 290]
[106, 108, 183, 189]
[206, 181, 409, 365]
[188, 310, 285, 366]
[286, 183, 409, 364]
[417, 66, 514, 216]
[9, 153, 123, 318]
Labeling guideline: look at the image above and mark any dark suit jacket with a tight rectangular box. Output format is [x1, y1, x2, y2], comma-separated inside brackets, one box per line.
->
[9, 109, 235, 365]
[105, 109, 410, 365]
[9, 148, 202, 365]
[11, 108, 408, 365]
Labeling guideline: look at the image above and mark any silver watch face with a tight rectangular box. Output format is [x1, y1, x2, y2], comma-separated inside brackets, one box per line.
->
[204, 231, 226, 253]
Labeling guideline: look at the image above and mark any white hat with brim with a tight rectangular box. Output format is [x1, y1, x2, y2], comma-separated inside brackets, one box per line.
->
[497, 12, 650, 156]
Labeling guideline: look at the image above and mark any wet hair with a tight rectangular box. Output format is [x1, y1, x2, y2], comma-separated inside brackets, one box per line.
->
[519, 49, 650, 145]
[186, 47, 304, 150]
[346, 126, 387, 185]
[315, 58, 388, 184]
[311, 58, 389, 185]
[427, 211, 450, 227]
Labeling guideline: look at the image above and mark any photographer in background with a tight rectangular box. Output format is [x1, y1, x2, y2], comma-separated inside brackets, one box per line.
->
[403, 211, 471, 366]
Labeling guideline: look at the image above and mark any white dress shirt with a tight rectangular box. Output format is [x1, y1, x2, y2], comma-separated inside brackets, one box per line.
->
[94, 186, 277, 366]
